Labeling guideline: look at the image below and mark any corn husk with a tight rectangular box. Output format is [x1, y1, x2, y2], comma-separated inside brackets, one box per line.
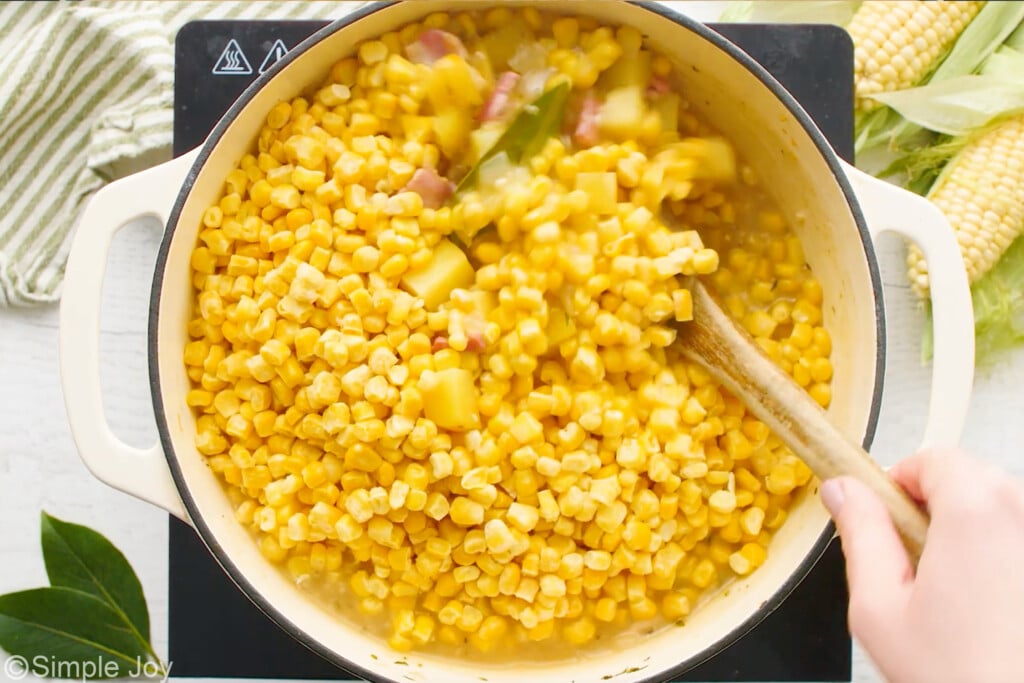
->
[970, 235, 1024, 366]
[718, 1, 861, 25]
[881, 24, 1024, 365]
[854, 2, 1024, 154]
[877, 40, 1024, 189]
[923, 234, 1024, 368]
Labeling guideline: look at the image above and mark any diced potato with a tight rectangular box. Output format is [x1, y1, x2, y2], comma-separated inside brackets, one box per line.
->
[478, 150, 513, 187]
[652, 93, 680, 135]
[482, 20, 533, 70]
[401, 115, 435, 143]
[466, 50, 495, 86]
[433, 55, 485, 108]
[598, 86, 646, 141]
[470, 125, 507, 165]
[433, 108, 473, 160]
[421, 368, 478, 431]
[575, 172, 618, 215]
[546, 307, 577, 346]
[401, 239, 475, 309]
[599, 50, 652, 91]
[684, 137, 737, 183]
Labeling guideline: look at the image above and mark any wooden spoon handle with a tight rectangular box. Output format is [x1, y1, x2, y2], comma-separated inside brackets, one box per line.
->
[679, 281, 928, 563]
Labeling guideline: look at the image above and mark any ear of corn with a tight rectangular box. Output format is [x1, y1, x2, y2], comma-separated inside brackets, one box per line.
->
[849, 0, 985, 111]
[907, 112, 1024, 294]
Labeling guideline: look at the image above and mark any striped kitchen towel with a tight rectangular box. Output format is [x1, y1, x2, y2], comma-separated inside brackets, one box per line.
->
[0, 1, 367, 307]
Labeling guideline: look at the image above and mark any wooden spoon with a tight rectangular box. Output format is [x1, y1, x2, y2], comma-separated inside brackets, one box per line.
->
[677, 279, 928, 563]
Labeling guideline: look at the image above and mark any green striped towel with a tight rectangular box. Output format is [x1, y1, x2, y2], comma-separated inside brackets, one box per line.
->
[0, 1, 367, 307]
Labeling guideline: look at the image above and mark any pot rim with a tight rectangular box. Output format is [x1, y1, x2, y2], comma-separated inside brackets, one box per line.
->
[149, 3, 885, 680]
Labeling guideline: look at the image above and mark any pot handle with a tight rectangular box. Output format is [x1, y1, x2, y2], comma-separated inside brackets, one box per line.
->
[841, 161, 975, 448]
[59, 150, 200, 523]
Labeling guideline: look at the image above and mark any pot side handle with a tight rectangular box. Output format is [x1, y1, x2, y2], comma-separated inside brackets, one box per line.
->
[842, 161, 975, 448]
[59, 150, 200, 523]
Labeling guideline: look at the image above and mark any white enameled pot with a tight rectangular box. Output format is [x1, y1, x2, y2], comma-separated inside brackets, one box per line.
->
[58, 3, 975, 682]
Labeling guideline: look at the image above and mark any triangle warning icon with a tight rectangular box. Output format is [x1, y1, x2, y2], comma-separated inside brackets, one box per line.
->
[259, 39, 289, 74]
[212, 39, 253, 76]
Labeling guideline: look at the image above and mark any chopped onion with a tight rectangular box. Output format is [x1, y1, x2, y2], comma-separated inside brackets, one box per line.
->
[508, 42, 548, 74]
[519, 68, 555, 101]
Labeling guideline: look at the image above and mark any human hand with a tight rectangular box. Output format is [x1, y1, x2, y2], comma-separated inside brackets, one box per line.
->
[821, 449, 1024, 683]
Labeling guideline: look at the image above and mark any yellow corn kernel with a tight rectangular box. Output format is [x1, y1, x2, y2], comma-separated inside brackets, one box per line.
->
[563, 617, 596, 645]
[740, 506, 765, 536]
[729, 542, 769, 576]
[708, 489, 737, 515]
[450, 496, 485, 526]
[524, 615, 554, 641]
[540, 574, 567, 598]
[690, 557, 717, 588]
[662, 592, 691, 621]
[259, 535, 288, 563]
[509, 412, 544, 444]
[270, 184, 301, 210]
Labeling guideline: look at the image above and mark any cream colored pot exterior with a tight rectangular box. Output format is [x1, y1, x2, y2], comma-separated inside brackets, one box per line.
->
[59, 3, 975, 682]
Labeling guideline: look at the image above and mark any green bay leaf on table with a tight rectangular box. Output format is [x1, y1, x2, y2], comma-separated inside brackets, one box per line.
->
[40, 512, 150, 644]
[0, 587, 148, 679]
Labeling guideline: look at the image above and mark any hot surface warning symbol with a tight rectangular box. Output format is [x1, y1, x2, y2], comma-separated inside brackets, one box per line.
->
[212, 39, 253, 75]
[258, 39, 289, 74]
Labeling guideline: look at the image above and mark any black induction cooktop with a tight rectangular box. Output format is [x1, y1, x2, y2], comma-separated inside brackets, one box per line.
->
[170, 19, 855, 682]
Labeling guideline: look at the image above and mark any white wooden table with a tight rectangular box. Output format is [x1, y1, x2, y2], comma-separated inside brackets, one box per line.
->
[3, 3, 1024, 682]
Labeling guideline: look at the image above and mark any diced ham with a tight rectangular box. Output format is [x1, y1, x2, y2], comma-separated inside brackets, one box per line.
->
[466, 331, 486, 352]
[647, 76, 672, 97]
[404, 168, 455, 209]
[478, 71, 520, 122]
[573, 92, 600, 148]
[431, 332, 485, 352]
[463, 313, 488, 352]
[405, 29, 467, 65]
